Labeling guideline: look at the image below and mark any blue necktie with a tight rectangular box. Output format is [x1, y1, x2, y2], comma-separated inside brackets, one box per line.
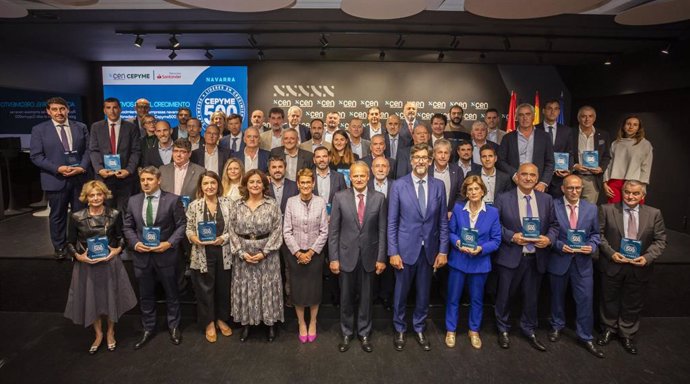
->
[390, 138, 397, 159]
[418, 179, 426, 216]
[524, 195, 535, 252]
[232, 137, 238, 152]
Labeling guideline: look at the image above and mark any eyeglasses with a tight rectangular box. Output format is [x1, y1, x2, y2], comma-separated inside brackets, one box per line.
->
[411, 156, 430, 162]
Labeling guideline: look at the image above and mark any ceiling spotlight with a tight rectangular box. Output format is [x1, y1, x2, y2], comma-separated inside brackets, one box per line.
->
[604, 57, 612, 65]
[437, 51, 445, 61]
[258, 50, 264, 61]
[248, 34, 258, 48]
[379, 50, 386, 60]
[661, 43, 671, 55]
[395, 34, 405, 48]
[168, 50, 177, 60]
[503, 37, 511, 50]
[134, 34, 144, 48]
[450, 36, 460, 49]
[319, 34, 329, 48]
[169, 34, 180, 49]
[320, 48, 326, 57]
[205, 49, 213, 60]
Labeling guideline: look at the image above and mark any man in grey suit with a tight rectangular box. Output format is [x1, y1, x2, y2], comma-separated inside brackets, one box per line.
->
[329, 161, 387, 353]
[597, 180, 666, 355]
[347, 118, 371, 159]
[269, 128, 313, 181]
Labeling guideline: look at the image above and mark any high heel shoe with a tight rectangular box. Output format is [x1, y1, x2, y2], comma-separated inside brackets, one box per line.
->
[307, 333, 317, 343]
[299, 334, 308, 343]
[267, 326, 276, 342]
[107, 341, 117, 352]
[89, 343, 101, 355]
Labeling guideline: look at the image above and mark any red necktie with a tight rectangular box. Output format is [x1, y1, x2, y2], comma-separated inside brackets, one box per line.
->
[109, 123, 117, 154]
[357, 193, 365, 226]
[568, 204, 578, 229]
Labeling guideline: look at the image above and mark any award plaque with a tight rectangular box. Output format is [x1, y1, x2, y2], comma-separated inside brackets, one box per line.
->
[198, 221, 217, 242]
[461, 227, 478, 250]
[87, 236, 109, 259]
[567, 229, 587, 249]
[142, 226, 161, 247]
[620, 238, 642, 259]
[554, 152, 569, 171]
[103, 154, 122, 171]
[522, 217, 541, 239]
[582, 151, 599, 168]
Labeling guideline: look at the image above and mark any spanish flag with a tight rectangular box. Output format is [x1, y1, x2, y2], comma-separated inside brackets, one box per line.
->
[533, 90, 540, 126]
[506, 91, 517, 132]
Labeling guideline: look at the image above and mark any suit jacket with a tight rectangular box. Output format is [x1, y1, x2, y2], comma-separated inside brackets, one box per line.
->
[190, 146, 231, 176]
[282, 123, 311, 142]
[428, 163, 465, 211]
[122, 190, 187, 269]
[231, 148, 270, 173]
[387, 174, 449, 265]
[313, 170, 348, 204]
[493, 188, 559, 273]
[329, 189, 387, 273]
[383, 132, 406, 160]
[448, 202, 502, 273]
[30, 119, 90, 191]
[362, 125, 385, 141]
[350, 139, 371, 159]
[89, 119, 141, 180]
[159, 161, 206, 199]
[140, 145, 167, 168]
[488, 128, 507, 145]
[259, 129, 283, 151]
[361, 154, 396, 179]
[547, 198, 600, 277]
[458, 161, 482, 178]
[540, 123, 574, 195]
[299, 140, 332, 153]
[367, 178, 393, 200]
[467, 168, 513, 203]
[219, 133, 245, 154]
[598, 203, 667, 281]
[570, 128, 612, 204]
[269, 147, 314, 179]
[398, 119, 418, 148]
[497, 128, 555, 187]
[268, 178, 299, 214]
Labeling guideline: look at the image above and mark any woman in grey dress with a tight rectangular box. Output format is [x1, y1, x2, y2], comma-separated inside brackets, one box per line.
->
[229, 169, 284, 342]
[64, 180, 137, 354]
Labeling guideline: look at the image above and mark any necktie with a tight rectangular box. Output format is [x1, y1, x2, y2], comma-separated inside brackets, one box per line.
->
[525, 195, 535, 252]
[627, 208, 637, 239]
[568, 204, 578, 229]
[417, 180, 426, 216]
[109, 123, 117, 154]
[57, 124, 70, 152]
[357, 193, 365, 226]
[232, 137, 238, 152]
[547, 125, 554, 145]
[390, 138, 397, 159]
[146, 196, 154, 226]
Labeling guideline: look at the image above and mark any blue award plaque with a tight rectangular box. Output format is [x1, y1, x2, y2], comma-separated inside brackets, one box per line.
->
[522, 217, 541, 239]
[461, 227, 479, 249]
[326, 203, 332, 216]
[103, 154, 121, 171]
[337, 169, 351, 188]
[63, 151, 81, 167]
[554, 152, 569, 171]
[198, 221, 217, 242]
[620, 238, 642, 259]
[582, 151, 599, 168]
[87, 236, 109, 259]
[181, 195, 191, 209]
[567, 229, 587, 249]
[142, 226, 161, 247]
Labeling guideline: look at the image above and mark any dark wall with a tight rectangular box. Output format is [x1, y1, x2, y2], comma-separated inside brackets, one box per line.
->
[0, 54, 90, 95]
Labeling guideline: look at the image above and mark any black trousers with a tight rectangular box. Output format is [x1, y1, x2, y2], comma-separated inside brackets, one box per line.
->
[191, 250, 230, 328]
[135, 260, 180, 332]
[46, 179, 84, 250]
[339, 258, 374, 337]
[599, 265, 648, 339]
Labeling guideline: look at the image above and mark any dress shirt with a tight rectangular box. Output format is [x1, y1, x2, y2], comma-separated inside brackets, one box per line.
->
[142, 189, 161, 226]
[623, 204, 640, 239]
[368, 126, 382, 138]
[351, 141, 364, 158]
[481, 168, 497, 204]
[411, 173, 429, 211]
[324, 129, 337, 143]
[229, 133, 242, 152]
[173, 161, 189, 196]
[517, 188, 539, 253]
[271, 132, 282, 149]
[544, 123, 557, 145]
[53, 119, 73, 151]
[577, 127, 596, 174]
[457, 161, 473, 177]
[316, 170, 331, 202]
[272, 179, 285, 212]
[388, 135, 399, 159]
[517, 128, 535, 164]
[107, 119, 121, 151]
[189, 137, 202, 151]
[431, 135, 444, 146]
[244, 150, 259, 171]
[373, 179, 388, 197]
[177, 128, 188, 139]
[463, 200, 487, 229]
[433, 163, 451, 203]
[284, 150, 298, 181]
[488, 129, 499, 144]
[203, 146, 219, 173]
[158, 143, 173, 165]
[472, 140, 487, 164]
[311, 141, 327, 152]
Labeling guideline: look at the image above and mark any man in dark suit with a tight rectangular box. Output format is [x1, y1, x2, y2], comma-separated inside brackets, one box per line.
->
[597, 180, 666, 355]
[571, 106, 611, 205]
[361, 134, 395, 180]
[186, 118, 204, 152]
[395, 124, 431, 179]
[540, 100, 574, 198]
[329, 162, 387, 353]
[141, 120, 174, 168]
[383, 115, 403, 160]
[89, 97, 141, 213]
[497, 103, 555, 193]
[269, 128, 313, 181]
[283, 105, 311, 143]
[368, 156, 395, 310]
[456, 140, 482, 177]
[362, 106, 384, 141]
[468, 144, 512, 205]
[389, 143, 449, 352]
[232, 127, 270, 173]
[171, 107, 191, 141]
[547, 175, 604, 358]
[493, 163, 558, 351]
[219, 113, 245, 154]
[123, 166, 187, 349]
[129, 98, 150, 138]
[30, 97, 90, 260]
[398, 102, 419, 148]
[347, 118, 371, 159]
[312, 146, 347, 204]
[429, 138, 464, 214]
[469, 121, 499, 165]
[190, 124, 230, 176]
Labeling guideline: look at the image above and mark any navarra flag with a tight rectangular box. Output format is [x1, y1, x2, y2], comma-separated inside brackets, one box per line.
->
[506, 91, 517, 132]
[533, 91, 540, 125]
[557, 91, 565, 125]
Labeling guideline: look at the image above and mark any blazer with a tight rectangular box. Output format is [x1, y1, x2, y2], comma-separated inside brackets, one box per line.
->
[467, 168, 513, 203]
[269, 147, 314, 179]
[159, 161, 206, 199]
[493, 188, 559, 273]
[570, 128, 612, 204]
[313, 170, 348, 204]
[89, 119, 141, 178]
[362, 125, 385, 141]
[268, 178, 299, 214]
[428, 162, 465, 211]
[448, 202, 502, 274]
[350, 139, 371, 159]
[361, 155, 396, 180]
[185, 196, 233, 273]
[598, 203, 667, 281]
[387, 174, 449, 265]
[30, 119, 90, 191]
[140, 145, 169, 168]
[122, 190, 187, 269]
[329, 189, 387, 273]
[497, 128, 555, 187]
[547, 198, 600, 277]
[231, 148, 270, 173]
[282, 123, 312, 142]
[488, 128, 507, 145]
[367, 177, 393, 200]
[219, 133, 245, 154]
[398, 119, 418, 148]
[299, 140, 332, 153]
[190, 146, 231, 176]
[283, 194, 329, 256]
[259, 129, 284, 151]
[457, 161, 482, 178]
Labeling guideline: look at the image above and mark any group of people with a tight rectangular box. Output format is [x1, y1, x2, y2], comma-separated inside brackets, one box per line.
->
[29, 96, 665, 358]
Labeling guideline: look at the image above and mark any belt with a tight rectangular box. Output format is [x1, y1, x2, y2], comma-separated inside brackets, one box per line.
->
[237, 233, 270, 240]
[522, 253, 536, 257]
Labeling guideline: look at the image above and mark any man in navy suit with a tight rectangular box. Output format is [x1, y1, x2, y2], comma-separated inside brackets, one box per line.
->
[456, 140, 482, 177]
[30, 97, 90, 260]
[312, 146, 348, 205]
[141, 120, 174, 168]
[395, 124, 431, 179]
[497, 103, 555, 193]
[232, 127, 270, 173]
[398, 102, 419, 148]
[171, 107, 191, 141]
[383, 115, 403, 160]
[190, 124, 230, 176]
[493, 162, 558, 351]
[547, 175, 604, 358]
[219, 113, 245, 154]
[283, 106, 311, 143]
[389, 143, 449, 352]
[123, 166, 187, 350]
[540, 100, 574, 198]
[89, 97, 141, 213]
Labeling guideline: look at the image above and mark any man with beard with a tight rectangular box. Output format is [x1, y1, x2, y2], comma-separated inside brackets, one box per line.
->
[324, 111, 341, 143]
[141, 120, 174, 167]
[445, 104, 470, 135]
[260, 107, 286, 151]
[171, 107, 191, 140]
[362, 106, 384, 140]
[348, 118, 370, 159]
[300, 119, 332, 152]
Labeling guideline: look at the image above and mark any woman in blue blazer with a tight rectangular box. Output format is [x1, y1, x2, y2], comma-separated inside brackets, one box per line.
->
[446, 175, 501, 349]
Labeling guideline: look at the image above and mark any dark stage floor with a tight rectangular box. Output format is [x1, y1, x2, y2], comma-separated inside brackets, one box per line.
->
[0, 312, 689, 384]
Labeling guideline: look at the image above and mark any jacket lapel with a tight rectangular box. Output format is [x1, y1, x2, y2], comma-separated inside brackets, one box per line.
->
[637, 205, 649, 241]
[348, 190, 362, 230]
[614, 204, 626, 238]
[405, 176, 424, 219]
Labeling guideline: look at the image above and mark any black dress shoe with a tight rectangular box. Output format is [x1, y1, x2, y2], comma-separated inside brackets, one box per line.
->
[54, 248, 67, 261]
[597, 330, 615, 346]
[239, 326, 250, 342]
[548, 328, 560, 342]
[338, 335, 353, 352]
[359, 336, 373, 353]
[267, 326, 276, 342]
[580, 340, 605, 358]
[393, 332, 406, 351]
[498, 332, 510, 349]
[526, 334, 547, 352]
[621, 337, 638, 355]
[134, 331, 154, 350]
[415, 332, 431, 352]
[169, 327, 182, 345]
